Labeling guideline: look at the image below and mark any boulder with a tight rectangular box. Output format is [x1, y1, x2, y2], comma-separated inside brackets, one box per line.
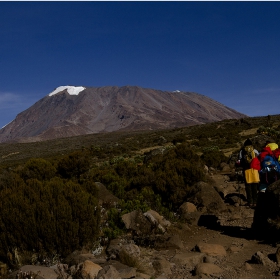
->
[97, 265, 121, 279]
[80, 260, 102, 279]
[187, 181, 226, 213]
[194, 243, 227, 257]
[95, 182, 119, 206]
[251, 251, 275, 266]
[105, 260, 137, 279]
[179, 202, 197, 214]
[120, 243, 141, 258]
[106, 238, 124, 259]
[122, 210, 152, 235]
[152, 256, 172, 276]
[144, 209, 171, 232]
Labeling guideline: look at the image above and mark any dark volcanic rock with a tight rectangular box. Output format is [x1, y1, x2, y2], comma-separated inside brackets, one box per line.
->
[0, 85, 246, 143]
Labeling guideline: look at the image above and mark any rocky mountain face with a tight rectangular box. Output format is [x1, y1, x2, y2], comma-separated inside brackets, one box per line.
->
[0, 85, 247, 143]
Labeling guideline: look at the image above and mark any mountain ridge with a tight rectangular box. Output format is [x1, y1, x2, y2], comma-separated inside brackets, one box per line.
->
[0, 85, 247, 143]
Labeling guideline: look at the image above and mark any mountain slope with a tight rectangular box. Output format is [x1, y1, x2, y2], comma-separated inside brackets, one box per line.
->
[0, 85, 247, 143]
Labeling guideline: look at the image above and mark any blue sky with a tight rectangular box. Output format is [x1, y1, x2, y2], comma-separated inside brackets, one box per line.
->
[1, 1, 280, 128]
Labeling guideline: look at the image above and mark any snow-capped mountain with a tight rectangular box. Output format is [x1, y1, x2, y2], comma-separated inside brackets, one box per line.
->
[0, 85, 247, 143]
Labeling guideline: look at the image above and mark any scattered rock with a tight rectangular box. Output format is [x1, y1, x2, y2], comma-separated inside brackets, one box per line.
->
[244, 262, 253, 270]
[171, 252, 205, 267]
[251, 251, 274, 266]
[187, 181, 227, 213]
[194, 243, 227, 257]
[152, 256, 172, 276]
[64, 251, 98, 266]
[95, 182, 119, 206]
[80, 260, 102, 279]
[144, 209, 171, 232]
[97, 265, 121, 279]
[122, 210, 152, 235]
[154, 234, 184, 250]
[194, 262, 223, 277]
[179, 202, 197, 214]
[17, 265, 58, 279]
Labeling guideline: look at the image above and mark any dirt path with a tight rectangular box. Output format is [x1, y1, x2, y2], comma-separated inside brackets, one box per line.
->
[164, 173, 280, 278]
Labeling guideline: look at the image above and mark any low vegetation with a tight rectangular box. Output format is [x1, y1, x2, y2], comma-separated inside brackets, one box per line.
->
[0, 114, 279, 267]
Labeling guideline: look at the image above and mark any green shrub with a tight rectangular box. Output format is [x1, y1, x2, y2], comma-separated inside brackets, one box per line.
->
[57, 151, 90, 179]
[201, 149, 227, 169]
[21, 158, 56, 181]
[0, 174, 100, 264]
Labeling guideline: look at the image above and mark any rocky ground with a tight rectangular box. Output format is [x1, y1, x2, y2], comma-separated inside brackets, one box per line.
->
[6, 171, 280, 279]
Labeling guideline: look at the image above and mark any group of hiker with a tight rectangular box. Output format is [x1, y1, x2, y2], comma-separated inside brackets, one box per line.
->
[236, 138, 280, 208]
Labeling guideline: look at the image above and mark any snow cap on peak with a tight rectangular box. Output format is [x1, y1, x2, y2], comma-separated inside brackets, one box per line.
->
[173, 90, 181, 93]
[49, 86, 86, 96]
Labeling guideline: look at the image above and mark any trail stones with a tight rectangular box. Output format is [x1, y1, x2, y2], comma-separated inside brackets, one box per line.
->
[171, 252, 205, 267]
[194, 243, 227, 257]
[251, 251, 275, 267]
[194, 263, 223, 277]
[154, 234, 184, 250]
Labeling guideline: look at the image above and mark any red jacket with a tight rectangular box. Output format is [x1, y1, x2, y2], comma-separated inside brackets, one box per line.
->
[250, 157, 261, 171]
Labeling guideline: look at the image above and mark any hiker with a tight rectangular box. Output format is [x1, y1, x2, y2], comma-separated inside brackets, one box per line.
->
[237, 138, 260, 208]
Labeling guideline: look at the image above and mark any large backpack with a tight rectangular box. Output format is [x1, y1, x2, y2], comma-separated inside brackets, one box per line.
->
[260, 154, 280, 184]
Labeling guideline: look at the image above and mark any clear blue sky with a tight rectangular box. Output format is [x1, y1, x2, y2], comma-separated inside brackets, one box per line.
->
[1, 1, 280, 128]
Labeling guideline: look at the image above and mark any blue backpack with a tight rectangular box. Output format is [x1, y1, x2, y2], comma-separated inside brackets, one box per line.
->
[261, 155, 280, 172]
[260, 155, 280, 184]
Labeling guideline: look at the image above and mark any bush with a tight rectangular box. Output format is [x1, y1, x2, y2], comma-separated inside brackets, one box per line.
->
[0, 173, 100, 264]
[201, 149, 227, 169]
[21, 158, 56, 181]
[57, 151, 90, 179]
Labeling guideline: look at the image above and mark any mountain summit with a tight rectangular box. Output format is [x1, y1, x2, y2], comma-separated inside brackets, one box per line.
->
[0, 85, 247, 143]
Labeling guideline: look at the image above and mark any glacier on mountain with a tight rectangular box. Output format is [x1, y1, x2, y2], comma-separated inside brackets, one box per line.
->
[49, 86, 86, 96]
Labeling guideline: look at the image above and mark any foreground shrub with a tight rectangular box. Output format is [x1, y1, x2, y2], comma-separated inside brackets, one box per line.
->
[0, 174, 100, 265]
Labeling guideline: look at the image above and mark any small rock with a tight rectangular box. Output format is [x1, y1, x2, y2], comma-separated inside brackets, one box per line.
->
[194, 263, 223, 277]
[244, 262, 253, 270]
[152, 256, 172, 276]
[251, 251, 274, 266]
[80, 260, 102, 279]
[195, 243, 227, 257]
[179, 202, 197, 214]
[97, 265, 121, 279]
